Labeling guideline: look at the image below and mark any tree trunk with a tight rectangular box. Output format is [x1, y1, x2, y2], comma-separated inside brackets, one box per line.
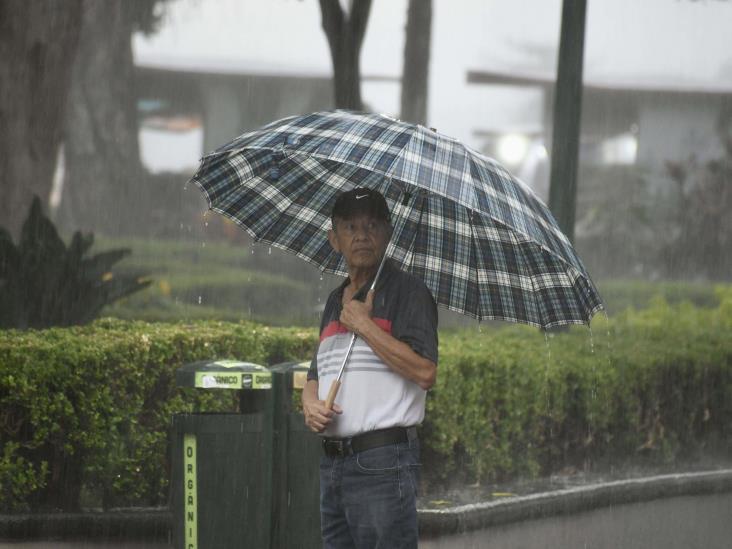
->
[547, 0, 587, 244]
[58, 0, 146, 236]
[400, 0, 432, 125]
[319, 0, 373, 110]
[0, 0, 82, 239]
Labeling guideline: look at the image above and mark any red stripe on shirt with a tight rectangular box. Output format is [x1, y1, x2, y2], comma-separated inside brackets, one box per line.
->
[320, 318, 393, 341]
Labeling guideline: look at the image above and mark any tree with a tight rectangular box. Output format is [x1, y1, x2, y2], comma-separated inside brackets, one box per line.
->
[400, 0, 432, 125]
[0, 1, 83, 239]
[547, 0, 587, 244]
[663, 105, 732, 280]
[58, 0, 166, 235]
[319, 0, 373, 110]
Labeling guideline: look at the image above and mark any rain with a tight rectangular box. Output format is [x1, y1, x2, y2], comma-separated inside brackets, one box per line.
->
[1, 1, 731, 548]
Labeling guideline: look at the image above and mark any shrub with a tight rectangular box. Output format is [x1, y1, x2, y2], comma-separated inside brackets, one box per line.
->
[0, 197, 149, 329]
[1, 297, 730, 511]
[424, 296, 732, 487]
[0, 319, 316, 511]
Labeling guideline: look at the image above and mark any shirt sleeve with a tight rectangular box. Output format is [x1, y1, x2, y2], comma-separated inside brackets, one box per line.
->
[307, 346, 319, 381]
[307, 289, 339, 382]
[391, 278, 439, 365]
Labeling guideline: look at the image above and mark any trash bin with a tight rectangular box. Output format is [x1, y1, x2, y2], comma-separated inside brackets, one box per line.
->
[268, 361, 322, 549]
[170, 360, 274, 549]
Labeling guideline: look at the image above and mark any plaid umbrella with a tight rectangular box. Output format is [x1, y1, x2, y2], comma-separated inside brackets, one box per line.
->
[190, 110, 603, 329]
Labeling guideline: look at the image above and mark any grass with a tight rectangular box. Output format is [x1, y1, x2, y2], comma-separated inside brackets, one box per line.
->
[95, 236, 727, 327]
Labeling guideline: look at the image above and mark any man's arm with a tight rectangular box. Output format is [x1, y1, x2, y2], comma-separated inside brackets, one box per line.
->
[340, 291, 436, 390]
[302, 379, 343, 432]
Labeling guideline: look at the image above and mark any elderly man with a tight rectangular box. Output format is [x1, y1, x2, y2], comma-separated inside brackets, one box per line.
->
[303, 187, 438, 549]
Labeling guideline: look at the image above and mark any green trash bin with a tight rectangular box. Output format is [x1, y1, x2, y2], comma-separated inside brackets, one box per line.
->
[268, 361, 322, 549]
[171, 360, 274, 549]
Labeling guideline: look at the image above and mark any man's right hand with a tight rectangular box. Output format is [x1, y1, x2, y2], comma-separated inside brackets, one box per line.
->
[303, 399, 343, 433]
[302, 380, 342, 433]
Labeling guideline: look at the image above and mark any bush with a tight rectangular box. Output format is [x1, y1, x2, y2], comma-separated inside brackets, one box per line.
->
[424, 293, 732, 487]
[94, 236, 340, 326]
[1, 295, 730, 511]
[0, 197, 149, 329]
[0, 319, 316, 512]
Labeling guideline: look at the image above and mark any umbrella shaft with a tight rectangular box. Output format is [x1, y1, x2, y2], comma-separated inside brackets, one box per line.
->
[336, 252, 388, 382]
[335, 333, 357, 382]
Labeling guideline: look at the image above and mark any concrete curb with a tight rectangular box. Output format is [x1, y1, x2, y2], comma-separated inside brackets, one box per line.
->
[417, 469, 732, 538]
[0, 509, 170, 542]
[2, 470, 732, 541]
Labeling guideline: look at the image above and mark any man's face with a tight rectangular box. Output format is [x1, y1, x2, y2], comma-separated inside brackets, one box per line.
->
[328, 214, 391, 271]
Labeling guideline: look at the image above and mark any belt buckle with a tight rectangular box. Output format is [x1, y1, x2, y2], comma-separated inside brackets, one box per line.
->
[323, 438, 346, 457]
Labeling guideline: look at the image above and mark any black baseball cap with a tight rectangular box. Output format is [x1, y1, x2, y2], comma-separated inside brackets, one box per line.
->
[331, 187, 391, 224]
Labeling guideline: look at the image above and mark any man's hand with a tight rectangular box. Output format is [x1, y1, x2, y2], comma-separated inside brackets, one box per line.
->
[340, 290, 374, 335]
[302, 380, 342, 433]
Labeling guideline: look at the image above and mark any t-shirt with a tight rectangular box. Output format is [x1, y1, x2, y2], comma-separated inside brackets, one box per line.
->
[308, 259, 438, 437]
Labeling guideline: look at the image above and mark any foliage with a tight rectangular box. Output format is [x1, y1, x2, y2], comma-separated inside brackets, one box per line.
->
[0, 197, 150, 329]
[423, 296, 732, 488]
[574, 165, 657, 279]
[1, 299, 729, 511]
[94, 236, 336, 326]
[94, 236, 729, 328]
[596, 279, 724, 314]
[662, 104, 732, 280]
[0, 318, 316, 512]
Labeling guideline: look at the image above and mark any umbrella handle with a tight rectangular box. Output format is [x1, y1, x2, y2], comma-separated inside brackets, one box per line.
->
[325, 379, 341, 410]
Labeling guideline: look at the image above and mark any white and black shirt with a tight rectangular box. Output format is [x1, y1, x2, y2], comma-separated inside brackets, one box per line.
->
[308, 260, 438, 438]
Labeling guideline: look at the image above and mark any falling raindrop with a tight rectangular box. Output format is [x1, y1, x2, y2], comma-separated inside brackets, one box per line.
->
[198, 296, 202, 305]
[248, 306, 252, 318]
[202, 241, 206, 248]
[268, 246, 272, 255]
[589, 325, 595, 354]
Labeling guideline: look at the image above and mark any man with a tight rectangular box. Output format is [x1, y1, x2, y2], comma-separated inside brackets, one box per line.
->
[303, 187, 438, 549]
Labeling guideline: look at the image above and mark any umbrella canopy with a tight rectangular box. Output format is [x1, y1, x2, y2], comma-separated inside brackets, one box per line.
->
[190, 110, 603, 329]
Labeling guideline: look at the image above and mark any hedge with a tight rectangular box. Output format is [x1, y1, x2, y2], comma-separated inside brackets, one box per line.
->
[1, 291, 731, 511]
[424, 290, 732, 487]
[0, 319, 315, 512]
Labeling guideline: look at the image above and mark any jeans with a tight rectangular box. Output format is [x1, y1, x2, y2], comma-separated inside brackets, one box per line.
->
[319, 436, 420, 549]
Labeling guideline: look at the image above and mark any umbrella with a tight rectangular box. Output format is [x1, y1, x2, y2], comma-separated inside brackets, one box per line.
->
[190, 109, 603, 330]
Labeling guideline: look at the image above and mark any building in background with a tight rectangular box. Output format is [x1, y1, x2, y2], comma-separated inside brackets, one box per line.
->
[467, 67, 732, 200]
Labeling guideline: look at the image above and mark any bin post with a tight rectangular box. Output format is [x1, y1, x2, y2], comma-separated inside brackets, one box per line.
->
[269, 362, 322, 549]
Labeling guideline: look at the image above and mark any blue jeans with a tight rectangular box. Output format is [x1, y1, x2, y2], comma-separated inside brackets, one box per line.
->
[319, 436, 420, 549]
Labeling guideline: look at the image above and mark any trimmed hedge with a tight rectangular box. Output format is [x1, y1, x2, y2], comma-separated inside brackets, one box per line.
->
[424, 291, 732, 487]
[1, 291, 731, 511]
[0, 319, 315, 512]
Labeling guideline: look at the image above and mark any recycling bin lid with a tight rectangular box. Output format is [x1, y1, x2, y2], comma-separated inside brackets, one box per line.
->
[269, 360, 311, 389]
[176, 359, 272, 390]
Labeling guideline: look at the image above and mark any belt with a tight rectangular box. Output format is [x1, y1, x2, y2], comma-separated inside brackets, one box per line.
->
[322, 426, 416, 458]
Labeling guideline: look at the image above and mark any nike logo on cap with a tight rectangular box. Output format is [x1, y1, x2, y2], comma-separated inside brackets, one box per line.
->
[355, 193, 369, 199]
